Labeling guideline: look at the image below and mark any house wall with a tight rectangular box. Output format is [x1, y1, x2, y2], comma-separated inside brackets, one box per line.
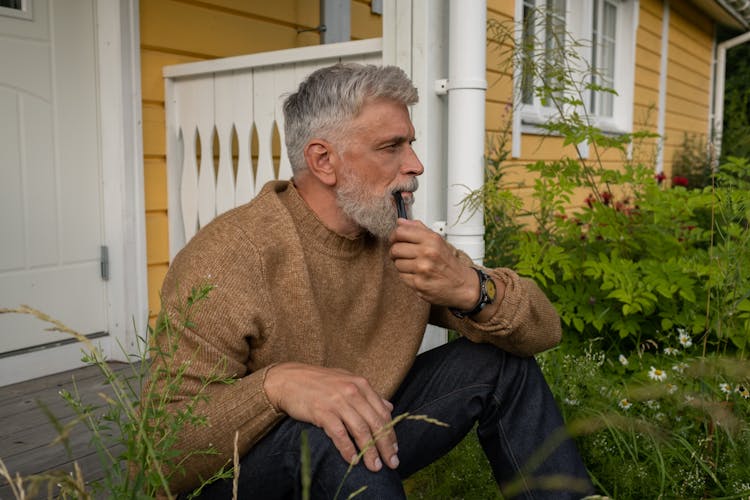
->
[634, 0, 714, 175]
[140, 0, 382, 319]
[661, 0, 714, 174]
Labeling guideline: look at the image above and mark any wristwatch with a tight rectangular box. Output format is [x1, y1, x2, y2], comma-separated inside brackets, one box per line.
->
[450, 267, 497, 318]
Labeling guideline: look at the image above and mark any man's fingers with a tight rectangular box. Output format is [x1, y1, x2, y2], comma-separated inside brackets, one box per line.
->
[389, 218, 429, 244]
[264, 363, 400, 471]
[342, 394, 398, 472]
[323, 418, 360, 467]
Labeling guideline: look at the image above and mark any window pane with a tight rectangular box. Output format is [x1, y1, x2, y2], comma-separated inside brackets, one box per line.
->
[0, 0, 22, 8]
[522, 1, 536, 104]
[544, 0, 566, 105]
[591, 0, 617, 117]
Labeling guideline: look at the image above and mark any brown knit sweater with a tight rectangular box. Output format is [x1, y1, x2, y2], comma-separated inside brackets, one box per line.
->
[153, 180, 561, 493]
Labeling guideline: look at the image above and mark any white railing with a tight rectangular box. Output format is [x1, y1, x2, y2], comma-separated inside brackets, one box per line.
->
[164, 39, 383, 258]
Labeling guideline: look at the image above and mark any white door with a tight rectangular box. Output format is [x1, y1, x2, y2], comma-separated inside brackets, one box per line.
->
[0, 0, 108, 384]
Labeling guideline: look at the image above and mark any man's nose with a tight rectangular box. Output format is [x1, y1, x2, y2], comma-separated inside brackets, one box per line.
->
[403, 145, 425, 176]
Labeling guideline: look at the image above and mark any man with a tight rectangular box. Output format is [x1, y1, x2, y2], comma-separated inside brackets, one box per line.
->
[154, 63, 592, 498]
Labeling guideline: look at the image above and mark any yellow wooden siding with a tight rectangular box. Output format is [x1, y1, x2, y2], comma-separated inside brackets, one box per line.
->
[352, 0, 383, 39]
[140, 0, 382, 319]
[662, 0, 713, 177]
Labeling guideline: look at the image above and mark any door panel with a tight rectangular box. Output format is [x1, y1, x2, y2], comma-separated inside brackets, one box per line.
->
[0, 0, 107, 360]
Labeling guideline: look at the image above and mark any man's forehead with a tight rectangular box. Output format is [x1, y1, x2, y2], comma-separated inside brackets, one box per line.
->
[352, 98, 414, 130]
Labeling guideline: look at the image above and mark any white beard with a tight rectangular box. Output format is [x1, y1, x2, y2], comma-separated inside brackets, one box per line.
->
[335, 169, 418, 239]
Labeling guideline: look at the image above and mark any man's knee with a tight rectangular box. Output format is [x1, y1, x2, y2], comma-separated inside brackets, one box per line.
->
[300, 423, 406, 499]
[439, 338, 545, 390]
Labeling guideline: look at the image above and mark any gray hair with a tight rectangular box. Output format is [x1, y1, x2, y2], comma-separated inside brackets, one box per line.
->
[282, 63, 418, 174]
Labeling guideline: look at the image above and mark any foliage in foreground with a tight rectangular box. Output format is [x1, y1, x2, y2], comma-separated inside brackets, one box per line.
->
[0, 285, 237, 499]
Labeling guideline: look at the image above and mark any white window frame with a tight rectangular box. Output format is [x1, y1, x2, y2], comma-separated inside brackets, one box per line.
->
[514, 0, 638, 140]
[0, 0, 32, 20]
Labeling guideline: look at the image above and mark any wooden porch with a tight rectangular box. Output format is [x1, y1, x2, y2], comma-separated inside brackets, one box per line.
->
[0, 363, 132, 498]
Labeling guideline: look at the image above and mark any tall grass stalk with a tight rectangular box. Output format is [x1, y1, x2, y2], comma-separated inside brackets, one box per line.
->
[0, 284, 237, 499]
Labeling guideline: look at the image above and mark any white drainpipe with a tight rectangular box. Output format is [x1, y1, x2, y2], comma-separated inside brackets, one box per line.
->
[712, 30, 750, 164]
[445, 0, 487, 264]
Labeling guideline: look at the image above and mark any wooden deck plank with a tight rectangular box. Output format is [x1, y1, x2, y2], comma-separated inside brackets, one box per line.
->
[0, 363, 137, 497]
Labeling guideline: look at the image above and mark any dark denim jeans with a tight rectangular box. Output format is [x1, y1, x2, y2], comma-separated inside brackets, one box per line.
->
[196, 338, 593, 499]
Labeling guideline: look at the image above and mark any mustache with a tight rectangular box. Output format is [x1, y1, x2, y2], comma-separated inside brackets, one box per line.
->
[390, 178, 419, 196]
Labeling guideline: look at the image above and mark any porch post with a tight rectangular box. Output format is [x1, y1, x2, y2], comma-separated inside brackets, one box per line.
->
[383, 0, 450, 350]
[97, 0, 148, 359]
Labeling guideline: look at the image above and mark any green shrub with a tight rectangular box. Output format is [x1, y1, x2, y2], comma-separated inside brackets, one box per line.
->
[483, 157, 750, 356]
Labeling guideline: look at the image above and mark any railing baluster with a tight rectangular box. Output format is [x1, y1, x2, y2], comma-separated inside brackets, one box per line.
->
[273, 63, 296, 182]
[253, 69, 276, 192]
[179, 127, 199, 242]
[215, 73, 236, 215]
[233, 70, 255, 206]
[196, 78, 216, 228]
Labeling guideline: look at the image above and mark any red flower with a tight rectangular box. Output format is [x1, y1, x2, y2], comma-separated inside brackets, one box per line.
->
[601, 191, 613, 206]
[655, 172, 666, 184]
[672, 176, 689, 187]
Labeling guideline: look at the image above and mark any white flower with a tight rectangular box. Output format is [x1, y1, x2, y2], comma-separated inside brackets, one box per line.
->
[618, 354, 629, 366]
[648, 366, 668, 382]
[685, 394, 695, 403]
[678, 331, 693, 348]
[672, 362, 688, 373]
[666, 383, 678, 395]
[654, 412, 666, 421]
[618, 398, 632, 410]
[663, 347, 680, 356]
[736, 385, 749, 400]
[719, 383, 732, 394]
[564, 397, 580, 406]
[645, 400, 660, 410]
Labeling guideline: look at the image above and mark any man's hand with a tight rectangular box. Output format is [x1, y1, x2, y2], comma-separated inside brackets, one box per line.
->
[388, 219, 481, 310]
[263, 362, 399, 473]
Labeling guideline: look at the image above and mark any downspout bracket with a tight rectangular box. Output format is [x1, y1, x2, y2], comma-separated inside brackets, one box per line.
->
[434, 79, 448, 95]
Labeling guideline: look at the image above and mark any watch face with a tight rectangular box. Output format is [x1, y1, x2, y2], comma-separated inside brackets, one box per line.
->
[485, 277, 497, 302]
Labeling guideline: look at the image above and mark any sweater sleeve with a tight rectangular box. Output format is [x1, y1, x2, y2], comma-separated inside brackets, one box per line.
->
[145, 224, 283, 494]
[430, 252, 562, 357]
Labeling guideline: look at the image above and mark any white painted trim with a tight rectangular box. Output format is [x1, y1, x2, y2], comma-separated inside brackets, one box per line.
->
[164, 38, 383, 79]
[712, 30, 750, 160]
[408, 0, 448, 229]
[383, 0, 448, 351]
[96, 0, 148, 360]
[0, 337, 112, 387]
[656, 0, 670, 173]
[512, 0, 523, 158]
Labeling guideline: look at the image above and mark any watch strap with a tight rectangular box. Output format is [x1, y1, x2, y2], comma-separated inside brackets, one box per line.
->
[449, 267, 494, 318]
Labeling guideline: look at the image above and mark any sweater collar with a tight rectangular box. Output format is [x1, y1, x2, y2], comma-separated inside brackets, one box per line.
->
[278, 180, 374, 258]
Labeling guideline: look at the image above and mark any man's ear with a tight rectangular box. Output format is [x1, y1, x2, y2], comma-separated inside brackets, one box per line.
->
[303, 139, 338, 187]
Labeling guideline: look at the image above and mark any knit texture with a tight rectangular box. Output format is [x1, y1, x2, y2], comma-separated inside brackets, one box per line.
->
[153, 180, 561, 493]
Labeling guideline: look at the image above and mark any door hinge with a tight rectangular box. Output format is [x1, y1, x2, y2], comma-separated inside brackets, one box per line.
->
[100, 245, 110, 281]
